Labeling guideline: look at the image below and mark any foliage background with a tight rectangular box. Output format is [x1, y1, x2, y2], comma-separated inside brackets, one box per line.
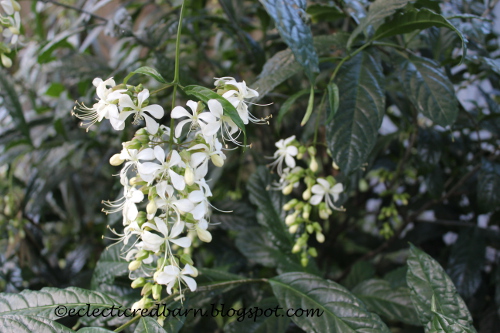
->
[0, 0, 499, 332]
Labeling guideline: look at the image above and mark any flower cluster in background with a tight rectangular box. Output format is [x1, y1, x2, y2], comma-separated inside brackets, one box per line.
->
[73, 75, 261, 315]
[0, 0, 21, 67]
[269, 136, 344, 267]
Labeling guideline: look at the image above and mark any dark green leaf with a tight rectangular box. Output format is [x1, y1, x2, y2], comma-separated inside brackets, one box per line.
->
[406, 244, 477, 331]
[327, 50, 385, 174]
[124, 66, 167, 84]
[0, 287, 122, 319]
[78, 328, 115, 333]
[399, 55, 458, 127]
[133, 317, 168, 333]
[479, 57, 500, 75]
[45, 83, 66, 98]
[352, 279, 420, 326]
[91, 246, 129, 289]
[270, 272, 391, 333]
[277, 89, 310, 125]
[417, 129, 442, 166]
[477, 159, 500, 212]
[447, 228, 486, 299]
[307, 4, 346, 22]
[0, 315, 74, 333]
[0, 69, 31, 144]
[347, 0, 411, 48]
[259, 0, 318, 81]
[342, 261, 375, 290]
[327, 82, 340, 123]
[373, 8, 467, 59]
[198, 268, 245, 284]
[384, 266, 408, 289]
[183, 85, 245, 135]
[224, 297, 290, 333]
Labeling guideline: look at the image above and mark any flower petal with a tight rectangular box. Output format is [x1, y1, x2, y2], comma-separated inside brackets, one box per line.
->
[143, 104, 164, 119]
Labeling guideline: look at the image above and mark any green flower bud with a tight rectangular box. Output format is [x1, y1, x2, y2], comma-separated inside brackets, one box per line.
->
[292, 243, 301, 253]
[152, 284, 162, 300]
[316, 232, 325, 243]
[282, 183, 294, 195]
[141, 283, 153, 296]
[283, 199, 299, 211]
[289, 224, 299, 234]
[129, 260, 142, 271]
[308, 247, 318, 257]
[131, 277, 146, 288]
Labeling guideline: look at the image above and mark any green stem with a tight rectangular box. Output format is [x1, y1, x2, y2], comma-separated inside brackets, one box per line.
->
[329, 42, 372, 83]
[113, 278, 267, 332]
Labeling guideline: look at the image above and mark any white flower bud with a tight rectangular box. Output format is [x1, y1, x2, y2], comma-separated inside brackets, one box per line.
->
[309, 157, 318, 172]
[153, 271, 161, 281]
[332, 161, 339, 170]
[289, 224, 299, 234]
[292, 243, 301, 253]
[285, 212, 298, 225]
[12, 0, 21, 11]
[1, 54, 12, 68]
[184, 166, 195, 186]
[282, 183, 294, 195]
[211, 154, 225, 167]
[189, 265, 199, 277]
[319, 209, 329, 220]
[129, 260, 142, 271]
[316, 232, 325, 243]
[109, 153, 124, 166]
[197, 228, 212, 243]
[146, 200, 157, 215]
[302, 188, 311, 201]
[131, 298, 145, 311]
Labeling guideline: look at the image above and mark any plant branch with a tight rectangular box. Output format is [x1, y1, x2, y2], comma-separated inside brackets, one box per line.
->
[42, 0, 107, 22]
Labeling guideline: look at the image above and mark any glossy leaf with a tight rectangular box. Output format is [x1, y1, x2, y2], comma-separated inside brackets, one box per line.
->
[183, 85, 245, 134]
[307, 4, 346, 22]
[259, 0, 318, 81]
[123, 66, 167, 84]
[133, 317, 168, 333]
[347, 0, 411, 48]
[342, 261, 375, 290]
[326, 82, 339, 123]
[270, 272, 391, 333]
[326, 51, 385, 174]
[0, 315, 74, 332]
[399, 55, 458, 127]
[91, 245, 129, 289]
[406, 244, 477, 331]
[0, 287, 122, 319]
[373, 8, 467, 58]
[78, 328, 115, 333]
[352, 279, 420, 326]
[477, 159, 500, 212]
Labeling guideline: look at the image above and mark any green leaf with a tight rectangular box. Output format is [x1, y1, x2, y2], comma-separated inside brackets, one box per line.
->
[0, 315, 74, 332]
[91, 246, 129, 289]
[447, 228, 486, 299]
[327, 82, 339, 123]
[478, 56, 500, 75]
[342, 261, 375, 290]
[0, 287, 122, 319]
[183, 85, 245, 135]
[134, 317, 168, 333]
[0, 69, 31, 144]
[347, 0, 411, 48]
[399, 55, 458, 127]
[198, 268, 245, 284]
[352, 279, 420, 326]
[373, 8, 467, 59]
[326, 50, 385, 174]
[270, 272, 391, 333]
[307, 4, 346, 22]
[259, 0, 318, 81]
[252, 33, 348, 101]
[78, 328, 115, 333]
[406, 244, 477, 331]
[477, 159, 500, 212]
[277, 89, 310, 125]
[224, 297, 290, 333]
[124, 66, 167, 84]
[45, 82, 66, 97]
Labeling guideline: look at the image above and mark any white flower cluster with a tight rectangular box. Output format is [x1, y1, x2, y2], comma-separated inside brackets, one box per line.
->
[73, 75, 262, 308]
[269, 135, 344, 266]
[0, 0, 21, 67]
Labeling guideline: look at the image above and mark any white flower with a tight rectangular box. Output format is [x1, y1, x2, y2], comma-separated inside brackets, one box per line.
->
[2, 11, 20, 45]
[141, 217, 191, 253]
[139, 147, 185, 190]
[1, 0, 15, 15]
[309, 178, 344, 210]
[195, 219, 212, 242]
[102, 185, 144, 223]
[268, 135, 298, 176]
[72, 77, 125, 130]
[199, 99, 240, 145]
[117, 89, 164, 134]
[188, 139, 226, 180]
[154, 181, 194, 220]
[171, 100, 201, 138]
[156, 264, 197, 294]
[222, 81, 261, 125]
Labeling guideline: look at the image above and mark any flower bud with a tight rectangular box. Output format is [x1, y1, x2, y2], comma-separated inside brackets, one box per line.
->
[131, 299, 146, 311]
[184, 167, 195, 186]
[302, 188, 311, 201]
[141, 283, 153, 296]
[197, 228, 212, 243]
[303, 204, 311, 220]
[285, 212, 298, 225]
[12, 0, 21, 11]
[189, 265, 199, 277]
[309, 157, 318, 172]
[319, 209, 329, 220]
[131, 277, 146, 288]
[332, 161, 339, 170]
[301, 257, 309, 267]
[306, 224, 314, 234]
[129, 260, 142, 271]
[289, 224, 299, 234]
[211, 154, 225, 167]
[153, 271, 161, 282]
[316, 232, 325, 243]
[180, 253, 194, 265]
[152, 284, 162, 300]
[109, 153, 124, 166]
[135, 249, 150, 261]
[1, 54, 12, 68]
[292, 243, 301, 253]
[146, 200, 157, 216]
[308, 247, 318, 257]
[282, 183, 294, 195]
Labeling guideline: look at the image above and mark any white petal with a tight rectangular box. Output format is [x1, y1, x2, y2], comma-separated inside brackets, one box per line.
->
[170, 237, 191, 248]
[191, 202, 206, 220]
[188, 190, 205, 203]
[171, 106, 191, 119]
[169, 170, 186, 191]
[285, 154, 296, 169]
[143, 104, 164, 119]
[311, 184, 325, 195]
[137, 89, 150, 106]
[144, 114, 159, 134]
[181, 276, 197, 292]
[175, 119, 190, 138]
[173, 199, 194, 213]
[130, 189, 144, 203]
[316, 178, 330, 189]
[186, 100, 198, 114]
[137, 148, 155, 160]
[155, 218, 169, 237]
[208, 99, 223, 117]
[126, 203, 138, 221]
[190, 152, 208, 168]
[170, 150, 182, 166]
[309, 194, 323, 206]
[170, 221, 185, 238]
[154, 145, 166, 162]
[119, 95, 136, 109]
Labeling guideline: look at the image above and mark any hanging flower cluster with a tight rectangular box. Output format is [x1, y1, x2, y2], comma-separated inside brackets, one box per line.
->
[0, 0, 21, 67]
[73, 75, 262, 310]
[268, 136, 345, 267]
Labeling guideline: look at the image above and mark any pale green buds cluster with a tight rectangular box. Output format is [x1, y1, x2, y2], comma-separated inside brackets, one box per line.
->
[0, 0, 22, 67]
